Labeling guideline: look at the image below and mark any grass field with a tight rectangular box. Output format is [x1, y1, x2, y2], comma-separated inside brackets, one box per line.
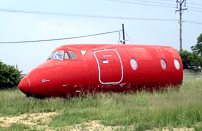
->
[0, 79, 202, 131]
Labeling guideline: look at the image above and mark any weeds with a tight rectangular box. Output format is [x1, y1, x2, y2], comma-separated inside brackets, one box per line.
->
[0, 79, 202, 130]
[0, 124, 30, 131]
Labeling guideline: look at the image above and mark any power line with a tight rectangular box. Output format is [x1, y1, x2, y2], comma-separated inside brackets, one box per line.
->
[188, 6, 202, 10]
[158, 0, 174, 2]
[185, 20, 202, 25]
[107, 0, 202, 13]
[188, 2, 202, 7]
[125, 32, 135, 44]
[189, 9, 202, 13]
[0, 8, 201, 25]
[0, 2, 201, 13]
[124, 0, 175, 6]
[0, 30, 121, 44]
[107, 0, 202, 14]
[110, 0, 202, 9]
[107, 0, 175, 9]
[139, 0, 202, 7]
[0, 8, 175, 20]
[0, 8, 179, 21]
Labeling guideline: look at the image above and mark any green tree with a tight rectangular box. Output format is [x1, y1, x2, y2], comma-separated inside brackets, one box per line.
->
[0, 60, 22, 89]
[179, 50, 202, 70]
[191, 33, 202, 56]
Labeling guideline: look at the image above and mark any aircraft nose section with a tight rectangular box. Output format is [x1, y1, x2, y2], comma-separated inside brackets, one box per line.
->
[18, 77, 29, 94]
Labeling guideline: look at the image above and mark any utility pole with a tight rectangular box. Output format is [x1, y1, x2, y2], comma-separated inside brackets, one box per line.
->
[122, 24, 125, 44]
[175, 0, 187, 52]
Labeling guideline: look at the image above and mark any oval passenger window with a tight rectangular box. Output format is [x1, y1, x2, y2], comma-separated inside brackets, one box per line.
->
[174, 59, 180, 70]
[161, 59, 167, 70]
[130, 58, 138, 70]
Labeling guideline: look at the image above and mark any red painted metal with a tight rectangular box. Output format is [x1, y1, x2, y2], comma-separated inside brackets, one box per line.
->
[18, 44, 183, 97]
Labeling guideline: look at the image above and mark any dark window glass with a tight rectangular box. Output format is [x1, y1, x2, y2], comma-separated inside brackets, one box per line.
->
[69, 51, 77, 59]
[65, 52, 70, 59]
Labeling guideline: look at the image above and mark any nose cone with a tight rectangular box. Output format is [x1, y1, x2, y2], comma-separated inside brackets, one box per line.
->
[18, 77, 29, 94]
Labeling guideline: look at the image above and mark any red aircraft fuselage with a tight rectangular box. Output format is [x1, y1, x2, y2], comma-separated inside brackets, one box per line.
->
[18, 44, 183, 97]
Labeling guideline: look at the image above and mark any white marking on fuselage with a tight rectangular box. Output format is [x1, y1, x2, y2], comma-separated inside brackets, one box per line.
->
[102, 60, 109, 64]
[42, 79, 50, 83]
[103, 55, 112, 57]
[81, 50, 86, 56]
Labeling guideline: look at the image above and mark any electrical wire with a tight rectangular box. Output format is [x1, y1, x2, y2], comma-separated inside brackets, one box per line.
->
[0, 30, 121, 44]
[163, 0, 173, 1]
[0, 8, 201, 25]
[138, 0, 202, 7]
[0, 8, 179, 21]
[0, 8, 112, 17]
[125, 32, 135, 44]
[106, 0, 175, 9]
[188, 2, 202, 7]
[189, 9, 202, 13]
[123, 0, 175, 6]
[185, 20, 202, 25]
[0, 8, 201, 24]
[188, 6, 202, 11]
[106, 0, 202, 12]
[0, 1, 201, 13]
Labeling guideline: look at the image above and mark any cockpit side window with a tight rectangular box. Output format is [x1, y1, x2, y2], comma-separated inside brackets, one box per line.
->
[54, 51, 64, 60]
[48, 52, 56, 60]
[64, 52, 70, 59]
[69, 51, 77, 59]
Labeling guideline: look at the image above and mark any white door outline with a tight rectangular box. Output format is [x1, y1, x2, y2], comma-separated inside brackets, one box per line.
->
[93, 49, 123, 84]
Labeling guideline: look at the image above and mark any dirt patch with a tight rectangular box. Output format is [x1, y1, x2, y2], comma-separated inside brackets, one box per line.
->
[0, 113, 196, 131]
[64, 121, 195, 131]
[0, 112, 58, 130]
[68, 122, 195, 131]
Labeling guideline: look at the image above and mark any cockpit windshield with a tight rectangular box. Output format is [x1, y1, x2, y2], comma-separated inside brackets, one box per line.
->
[47, 50, 77, 61]
[48, 52, 56, 60]
[54, 51, 64, 60]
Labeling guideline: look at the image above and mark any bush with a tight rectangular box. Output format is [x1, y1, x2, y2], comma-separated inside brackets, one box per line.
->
[179, 50, 202, 71]
[0, 61, 22, 89]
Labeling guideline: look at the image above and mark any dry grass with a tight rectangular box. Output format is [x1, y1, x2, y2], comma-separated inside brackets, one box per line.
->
[0, 79, 202, 130]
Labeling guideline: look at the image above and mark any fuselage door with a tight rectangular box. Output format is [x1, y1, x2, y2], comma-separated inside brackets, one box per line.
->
[94, 49, 123, 84]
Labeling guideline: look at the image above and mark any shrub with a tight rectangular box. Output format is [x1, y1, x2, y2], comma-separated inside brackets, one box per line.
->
[179, 50, 202, 71]
[0, 61, 22, 89]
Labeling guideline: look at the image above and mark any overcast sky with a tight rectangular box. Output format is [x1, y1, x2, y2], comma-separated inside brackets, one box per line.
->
[0, 0, 201, 73]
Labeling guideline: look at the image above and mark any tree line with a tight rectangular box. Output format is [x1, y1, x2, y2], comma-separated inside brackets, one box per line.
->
[179, 33, 202, 71]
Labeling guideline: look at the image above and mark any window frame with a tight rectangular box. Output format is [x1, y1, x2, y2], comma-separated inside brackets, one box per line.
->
[64, 52, 70, 59]
[53, 50, 64, 61]
[47, 52, 56, 60]
[68, 51, 77, 59]
[174, 59, 180, 70]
